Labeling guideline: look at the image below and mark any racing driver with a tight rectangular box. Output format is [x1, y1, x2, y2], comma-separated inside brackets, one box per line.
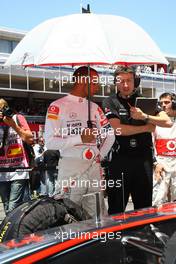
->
[45, 66, 115, 218]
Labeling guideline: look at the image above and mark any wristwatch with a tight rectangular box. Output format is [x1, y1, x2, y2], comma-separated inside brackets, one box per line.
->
[144, 114, 149, 123]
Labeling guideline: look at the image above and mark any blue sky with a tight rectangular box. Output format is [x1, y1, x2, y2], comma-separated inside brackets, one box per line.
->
[1, 0, 175, 55]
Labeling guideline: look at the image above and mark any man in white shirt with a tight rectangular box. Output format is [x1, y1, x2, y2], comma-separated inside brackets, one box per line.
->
[45, 66, 115, 217]
[153, 93, 176, 205]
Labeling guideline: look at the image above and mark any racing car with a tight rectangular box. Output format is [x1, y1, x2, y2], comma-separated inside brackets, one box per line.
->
[0, 200, 176, 264]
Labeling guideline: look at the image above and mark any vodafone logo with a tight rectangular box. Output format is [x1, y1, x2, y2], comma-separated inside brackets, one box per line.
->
[48, 105, 59, 115]
[83, 148, 95, 160]
[166, 140, 176, 151]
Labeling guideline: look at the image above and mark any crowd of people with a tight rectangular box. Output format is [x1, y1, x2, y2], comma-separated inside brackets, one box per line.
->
[136, 65, 176, 74]
[0, 66, 175, 221]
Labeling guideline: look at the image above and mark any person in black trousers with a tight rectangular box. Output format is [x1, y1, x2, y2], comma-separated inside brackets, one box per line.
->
[102, 66, 172, 214]
[43, 150, 60, 196]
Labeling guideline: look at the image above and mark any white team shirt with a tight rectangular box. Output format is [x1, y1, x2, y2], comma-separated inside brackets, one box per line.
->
[154, 118, 176, 157]
[45, 94, 115, 160]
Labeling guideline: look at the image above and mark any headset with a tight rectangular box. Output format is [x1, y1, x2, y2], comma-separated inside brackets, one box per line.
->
[114, 66, 140, 88]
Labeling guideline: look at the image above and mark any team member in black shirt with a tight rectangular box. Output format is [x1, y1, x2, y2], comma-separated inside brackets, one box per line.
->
[102, 66, 172, 214]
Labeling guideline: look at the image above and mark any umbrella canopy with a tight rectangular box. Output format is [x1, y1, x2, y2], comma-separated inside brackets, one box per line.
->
[5, 13, 168, 67]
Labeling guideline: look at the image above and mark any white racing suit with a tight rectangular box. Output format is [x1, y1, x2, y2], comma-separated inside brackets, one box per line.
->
[153, 119, 176, 206]
[45, 94, 115, 217]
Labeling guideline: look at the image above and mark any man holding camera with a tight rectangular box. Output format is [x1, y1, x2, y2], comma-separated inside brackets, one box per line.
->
[102, 66, 172, 214]
[153, 93, 176, 205]
[0, 98, 33, 214]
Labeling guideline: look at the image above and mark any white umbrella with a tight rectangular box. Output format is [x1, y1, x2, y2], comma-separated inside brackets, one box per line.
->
[5, 13, 168, 66]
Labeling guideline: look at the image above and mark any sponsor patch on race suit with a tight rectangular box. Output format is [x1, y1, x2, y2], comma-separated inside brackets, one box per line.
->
[47, 105, 59, 120]
[82, 148, 95, 160]
[155, 139, 176, 156]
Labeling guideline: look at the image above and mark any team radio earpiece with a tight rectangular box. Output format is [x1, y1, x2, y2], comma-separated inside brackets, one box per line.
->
[170, 93, 176, 110]
[134, 74, 141, 88]
[114, 66, 141, 88]
[170, 92, 176, 100]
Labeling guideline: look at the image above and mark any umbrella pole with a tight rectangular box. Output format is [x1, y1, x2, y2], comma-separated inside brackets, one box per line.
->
[87, 64, 92, 128]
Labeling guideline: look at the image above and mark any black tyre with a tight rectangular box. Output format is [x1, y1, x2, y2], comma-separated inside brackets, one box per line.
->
[160, 231, 176, 264]
[0, 197, 89, 242]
